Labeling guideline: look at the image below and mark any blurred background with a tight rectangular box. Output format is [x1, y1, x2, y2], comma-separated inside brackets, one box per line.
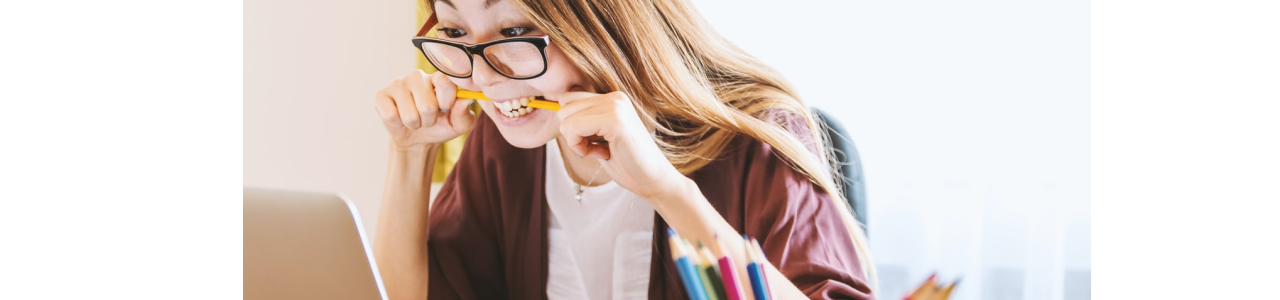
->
[244, 0, 1089, 299]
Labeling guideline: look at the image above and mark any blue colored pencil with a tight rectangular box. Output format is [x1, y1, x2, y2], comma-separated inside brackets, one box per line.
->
[669, 228, 710, 300]
[751, 239, 773, 299]
[682, 239, 714, 300]
[746, 238, 770, 300]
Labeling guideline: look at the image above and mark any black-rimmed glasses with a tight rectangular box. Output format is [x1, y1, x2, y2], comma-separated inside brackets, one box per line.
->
[411, 14, 551, 80]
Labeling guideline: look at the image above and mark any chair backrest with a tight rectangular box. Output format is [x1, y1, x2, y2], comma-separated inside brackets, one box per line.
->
[811, 107, 869, 236]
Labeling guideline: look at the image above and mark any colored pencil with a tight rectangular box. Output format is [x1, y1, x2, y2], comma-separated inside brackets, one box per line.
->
[669, 229, 709, 300]
[699, 246, 728, 300]
[716, 248, 746, 300]
[683, 240, 719, 300]
[746, 238, 770, 300]
[456, 89, 561, 111]
[751, 239, 774, 300]
[675, 239, 716, 300]
[739, 235, 755, 300]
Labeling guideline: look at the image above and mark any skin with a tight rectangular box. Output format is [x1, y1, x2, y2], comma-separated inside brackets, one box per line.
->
[371, 0, 812, 299]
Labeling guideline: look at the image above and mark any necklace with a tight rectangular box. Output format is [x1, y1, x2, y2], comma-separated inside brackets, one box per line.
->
[575, 164, 604, 204]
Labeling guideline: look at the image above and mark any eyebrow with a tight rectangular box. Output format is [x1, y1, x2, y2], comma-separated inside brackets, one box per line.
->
[435, 0, 503, 10]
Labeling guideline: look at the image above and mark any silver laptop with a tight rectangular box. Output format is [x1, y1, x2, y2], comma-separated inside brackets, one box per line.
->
[244, 187, 388, 300]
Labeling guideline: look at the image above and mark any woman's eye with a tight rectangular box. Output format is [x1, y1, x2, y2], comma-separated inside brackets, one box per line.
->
[437, 28, 467, 38]
[500, 27, 530, 37]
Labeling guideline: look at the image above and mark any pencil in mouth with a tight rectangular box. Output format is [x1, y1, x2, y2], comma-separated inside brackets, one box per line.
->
[456, 89, 560, 111]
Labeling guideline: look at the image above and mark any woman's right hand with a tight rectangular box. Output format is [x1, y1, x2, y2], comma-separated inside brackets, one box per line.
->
[374, 70, 477, 148]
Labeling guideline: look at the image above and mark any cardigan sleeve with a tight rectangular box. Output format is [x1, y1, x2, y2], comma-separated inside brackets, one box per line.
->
[738, 137, 876, 300]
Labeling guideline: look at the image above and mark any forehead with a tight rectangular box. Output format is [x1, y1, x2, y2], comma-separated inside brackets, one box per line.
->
[435, 0, 508, 14]
[434, 0, 525, 25]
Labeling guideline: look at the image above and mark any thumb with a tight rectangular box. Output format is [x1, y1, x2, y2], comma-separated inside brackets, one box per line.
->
[446, 99, 478, 132]
[555, 91, 597, 105]
[552, 85, 594, 104]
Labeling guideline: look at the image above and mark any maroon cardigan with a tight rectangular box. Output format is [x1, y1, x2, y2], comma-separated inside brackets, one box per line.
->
[426, 113, 874, 300]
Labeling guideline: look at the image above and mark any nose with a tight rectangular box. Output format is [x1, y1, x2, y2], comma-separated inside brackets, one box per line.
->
[469, 53, 505, 88]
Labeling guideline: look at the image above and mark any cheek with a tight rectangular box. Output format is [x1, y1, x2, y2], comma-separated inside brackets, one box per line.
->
[528, 45, 588, 93]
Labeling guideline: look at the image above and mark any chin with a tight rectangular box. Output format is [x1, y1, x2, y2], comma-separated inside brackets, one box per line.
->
[482, 102, 559, 149]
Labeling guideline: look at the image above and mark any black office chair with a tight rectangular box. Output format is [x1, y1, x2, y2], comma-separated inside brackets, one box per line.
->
[811, 108, 869, 236]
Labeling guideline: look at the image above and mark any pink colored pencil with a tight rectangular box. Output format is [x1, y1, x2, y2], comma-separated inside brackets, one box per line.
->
[717, 253, 746, 300]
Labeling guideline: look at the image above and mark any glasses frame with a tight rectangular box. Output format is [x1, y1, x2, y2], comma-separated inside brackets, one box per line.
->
[411, 13, 552, 80]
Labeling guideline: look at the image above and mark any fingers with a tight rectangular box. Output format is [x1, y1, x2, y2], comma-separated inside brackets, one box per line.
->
[407, 70, 439, 128]
[580, 140, 612, 160]
[374, 70, 476, 147]
[557, 91, 627, 160]
[556, 91, 632, 119]
[554, 90, 597, 112]
[447, 98, 478, 134]
[559, 116, 589, 157]
[390, 77, 421, 129]
[559, 113, 614, 160]
[563, 133, 609, 160]
[554, 91, 603, 126]
[374, 88, 403, 130]
[431, 72, 459, 114]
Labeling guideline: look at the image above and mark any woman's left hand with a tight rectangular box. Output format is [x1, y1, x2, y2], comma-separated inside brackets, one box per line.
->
[555, 90, 686, 200]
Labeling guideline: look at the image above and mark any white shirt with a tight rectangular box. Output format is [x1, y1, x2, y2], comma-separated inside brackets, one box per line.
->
[544, 140, 656, 300]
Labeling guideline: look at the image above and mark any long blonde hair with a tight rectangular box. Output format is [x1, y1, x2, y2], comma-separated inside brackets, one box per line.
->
[433, 0, 877, 288]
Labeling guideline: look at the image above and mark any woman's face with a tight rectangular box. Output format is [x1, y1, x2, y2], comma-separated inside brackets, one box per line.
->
[434, 0, 588, 149]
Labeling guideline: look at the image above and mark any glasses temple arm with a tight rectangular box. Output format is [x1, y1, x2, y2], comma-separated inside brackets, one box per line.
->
[415, 13, 437, 37]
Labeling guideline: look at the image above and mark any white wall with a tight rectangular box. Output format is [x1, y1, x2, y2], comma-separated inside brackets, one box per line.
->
[245, 0, 413, 237]
[691, 0, 1090, 299]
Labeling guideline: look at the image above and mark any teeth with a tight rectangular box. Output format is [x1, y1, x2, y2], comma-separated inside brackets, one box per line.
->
[494, 97, 540, 118]
[497, 101, 509, 117]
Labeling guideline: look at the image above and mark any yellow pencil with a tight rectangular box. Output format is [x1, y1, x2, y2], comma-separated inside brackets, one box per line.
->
[456, 89, 561, 111]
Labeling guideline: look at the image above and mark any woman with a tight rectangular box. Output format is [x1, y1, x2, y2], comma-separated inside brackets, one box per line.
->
[372, 0, 876, 299]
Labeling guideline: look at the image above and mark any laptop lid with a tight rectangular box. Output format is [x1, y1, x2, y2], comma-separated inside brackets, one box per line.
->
[244, 187, 387, 300]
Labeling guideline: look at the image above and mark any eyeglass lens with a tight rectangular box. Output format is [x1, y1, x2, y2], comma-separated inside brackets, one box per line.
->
[420, 41, 544, 78]
[421, 43, 471, 77]
[483, 43, 543, 78]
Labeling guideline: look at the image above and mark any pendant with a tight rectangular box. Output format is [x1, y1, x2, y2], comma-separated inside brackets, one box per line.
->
[575, 185, 583, 203]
